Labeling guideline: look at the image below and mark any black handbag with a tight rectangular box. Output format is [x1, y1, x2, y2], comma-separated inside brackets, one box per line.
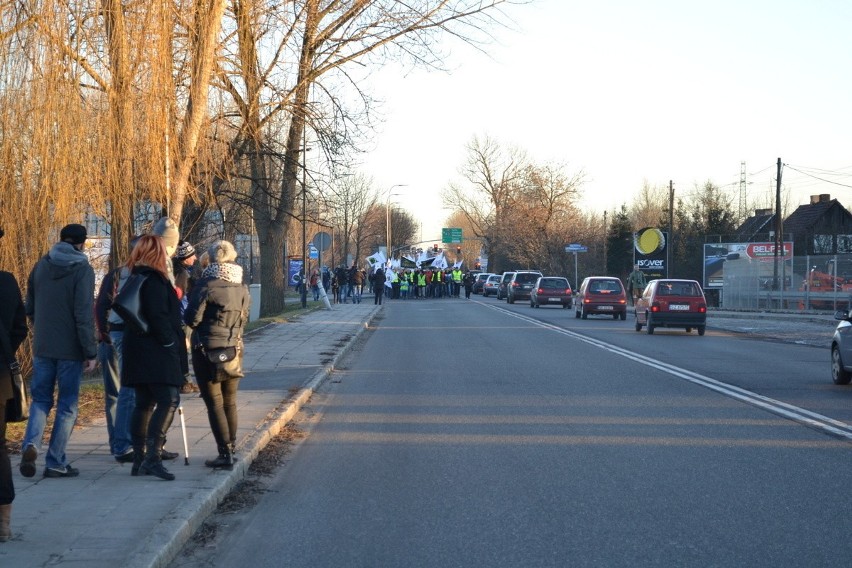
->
[0, 317, 28, 422]
[111, 273, 149, 334]
[203, 344, 244, 381]
[5, 360, 28, 422]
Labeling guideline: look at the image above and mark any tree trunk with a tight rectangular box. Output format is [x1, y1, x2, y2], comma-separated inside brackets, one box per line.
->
[170, 0, 227, 223]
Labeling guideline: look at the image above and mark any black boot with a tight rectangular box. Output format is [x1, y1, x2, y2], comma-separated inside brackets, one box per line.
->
[131, 446, 145, 476]
[139, 437, 175, 481]
[204, 445, 234, 470]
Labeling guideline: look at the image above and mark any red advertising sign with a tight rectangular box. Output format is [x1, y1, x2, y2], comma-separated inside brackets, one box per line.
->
[745, 242, 793, 260]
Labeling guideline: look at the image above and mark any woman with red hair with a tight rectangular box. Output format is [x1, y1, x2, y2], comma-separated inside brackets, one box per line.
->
[120, 235, 187, 480]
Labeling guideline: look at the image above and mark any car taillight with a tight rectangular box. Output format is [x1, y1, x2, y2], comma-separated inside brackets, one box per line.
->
[565, 289, 572, 295]
[618, 298, 626, 304]
[698, 304, 706, 313]
[584, 298, 591, 304]
[537, 288, 544, 294]
[651, 302, 661, 312]
[512, 282, 519, 288]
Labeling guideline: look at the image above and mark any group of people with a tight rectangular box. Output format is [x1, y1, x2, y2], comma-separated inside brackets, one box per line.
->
[0, 219, 250, 542]
[368, 267, 478, 302]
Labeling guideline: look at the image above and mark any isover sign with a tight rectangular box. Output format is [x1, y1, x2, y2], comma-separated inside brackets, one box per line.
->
[634, 227, 668, 279]
[745, 242, 793, 260]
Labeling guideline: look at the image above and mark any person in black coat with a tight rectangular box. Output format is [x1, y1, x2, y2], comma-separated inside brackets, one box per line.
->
[372, 267, 387, 305]
[120, 235, 187, 480]
[0, 227, 27, 541]
[184, 241, 250, 469]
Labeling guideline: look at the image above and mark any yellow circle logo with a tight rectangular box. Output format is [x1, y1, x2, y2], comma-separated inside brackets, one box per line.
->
[635, 228, 665, 254]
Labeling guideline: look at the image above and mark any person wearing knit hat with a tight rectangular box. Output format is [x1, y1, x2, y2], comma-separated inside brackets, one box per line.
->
[173, 241, 200, 394]
[151, 217, 179, 256]
[59, 223, 87, 246]
[19, 223, 97, 480]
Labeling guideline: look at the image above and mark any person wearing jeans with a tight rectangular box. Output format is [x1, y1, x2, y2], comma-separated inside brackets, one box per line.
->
[97, 331, 134, 459]
[20, 223, 97, 479]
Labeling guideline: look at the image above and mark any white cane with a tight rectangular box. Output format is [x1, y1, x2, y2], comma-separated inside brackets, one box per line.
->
[178, 406, 190, 465]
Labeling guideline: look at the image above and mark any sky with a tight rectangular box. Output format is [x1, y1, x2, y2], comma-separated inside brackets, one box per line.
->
[358, 0, 852, 244]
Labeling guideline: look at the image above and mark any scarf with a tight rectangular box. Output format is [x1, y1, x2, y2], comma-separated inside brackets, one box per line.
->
[202, 262, 243, 284]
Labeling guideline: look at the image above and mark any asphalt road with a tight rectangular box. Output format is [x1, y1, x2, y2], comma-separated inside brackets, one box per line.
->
[172, 298, 852, 567]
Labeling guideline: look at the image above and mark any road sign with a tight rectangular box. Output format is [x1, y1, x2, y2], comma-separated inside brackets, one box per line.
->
[442, 227, 463, 244]
[312, 231, 332, 252]
[308, 245, 319, 259]
[565, 243, 588, 253]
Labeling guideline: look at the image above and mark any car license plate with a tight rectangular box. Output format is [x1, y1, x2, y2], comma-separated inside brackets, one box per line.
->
[598, 305, 612, 310]
[548, 298, 561, 302]
[669, 304, 689, 311]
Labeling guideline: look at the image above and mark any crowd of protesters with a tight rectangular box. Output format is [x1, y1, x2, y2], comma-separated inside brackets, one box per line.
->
[314, 265, 479, 303]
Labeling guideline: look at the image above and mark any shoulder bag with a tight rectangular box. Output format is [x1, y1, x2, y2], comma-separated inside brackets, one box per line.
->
[0, 317, 27, 422]
[112, 272, 149, 334]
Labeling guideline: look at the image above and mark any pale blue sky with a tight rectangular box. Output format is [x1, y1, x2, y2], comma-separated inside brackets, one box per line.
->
[361, 0, 852, 242]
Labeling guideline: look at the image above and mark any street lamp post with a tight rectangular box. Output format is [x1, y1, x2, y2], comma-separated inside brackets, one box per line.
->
[300, 136, 312, 308]
[386, 184, 407, 259]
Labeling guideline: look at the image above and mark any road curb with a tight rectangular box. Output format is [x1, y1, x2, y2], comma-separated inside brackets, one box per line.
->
[145, 306, 382, 568]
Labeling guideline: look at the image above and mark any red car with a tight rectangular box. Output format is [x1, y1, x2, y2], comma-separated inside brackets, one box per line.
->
[529, 277, 573, 308]
[574, 276, 628, 320]
[635, 279, 707, 335]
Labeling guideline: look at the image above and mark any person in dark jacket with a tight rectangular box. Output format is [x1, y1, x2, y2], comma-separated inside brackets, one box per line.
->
[94, 236, 140, 463]
[20, 223, 98, 479]
[121, 235, 187, 481]
[173, 241, 200, 394]
[0, 226, 28, 541]
[184, 240, 250, 469]
[372, 267, 387, 305]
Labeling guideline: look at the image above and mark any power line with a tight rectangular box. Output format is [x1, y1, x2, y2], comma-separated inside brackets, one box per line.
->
[783, 165, 852, 189]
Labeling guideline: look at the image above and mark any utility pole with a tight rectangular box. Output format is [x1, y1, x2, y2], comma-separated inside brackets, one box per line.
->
[773, 157, 782, 291]
[668, 180, 674, 277]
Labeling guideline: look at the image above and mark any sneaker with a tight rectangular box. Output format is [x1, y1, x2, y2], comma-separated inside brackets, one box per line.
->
[180, 381, 199, 394]
[19, 445, 37, 478]
[43, 466, 80, 478]
[114, 449, 135, 463]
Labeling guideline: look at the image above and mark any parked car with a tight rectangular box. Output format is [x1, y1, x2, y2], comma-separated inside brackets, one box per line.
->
[483, 274, 502, 297]
[831, 309, 852, 384]
[472, 272, 492, 295]
[634, 279, 707, 335]
[506, 271, 543, 304]
[530, 277, 573, 308]
[496, 271, 516, 300]
[575, 276, 628, 320]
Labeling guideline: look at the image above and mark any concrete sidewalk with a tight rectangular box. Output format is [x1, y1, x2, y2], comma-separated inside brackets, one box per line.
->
[0, 303, 380, 568]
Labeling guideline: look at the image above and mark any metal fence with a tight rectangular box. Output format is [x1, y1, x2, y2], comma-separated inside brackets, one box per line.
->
[721, 254, 852, 311]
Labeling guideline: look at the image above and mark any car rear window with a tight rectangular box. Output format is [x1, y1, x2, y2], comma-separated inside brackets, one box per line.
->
[501, 273, 514, 283]
[539, 278, 568, 289]
[514, 273, 541, 284]
[657, 282, 701, 296]
[588, 280, 622, 293]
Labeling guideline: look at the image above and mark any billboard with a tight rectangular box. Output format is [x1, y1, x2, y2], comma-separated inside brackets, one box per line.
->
[634, 227, 668, 280]
[703, 241, 793, 288]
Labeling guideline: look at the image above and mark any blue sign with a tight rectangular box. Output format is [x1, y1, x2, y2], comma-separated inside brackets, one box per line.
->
[309, 245, 319, 260]
[288, 259, 304, 287]
[565, 243, 588, 253]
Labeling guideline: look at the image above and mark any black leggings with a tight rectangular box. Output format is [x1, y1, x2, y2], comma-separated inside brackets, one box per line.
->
[131, 383, 179, 447]
[192, 349, 240, 448]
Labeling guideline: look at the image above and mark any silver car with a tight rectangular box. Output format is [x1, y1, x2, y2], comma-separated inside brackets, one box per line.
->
[483, 274, 502, 297]
[832, 310, 852, 384]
